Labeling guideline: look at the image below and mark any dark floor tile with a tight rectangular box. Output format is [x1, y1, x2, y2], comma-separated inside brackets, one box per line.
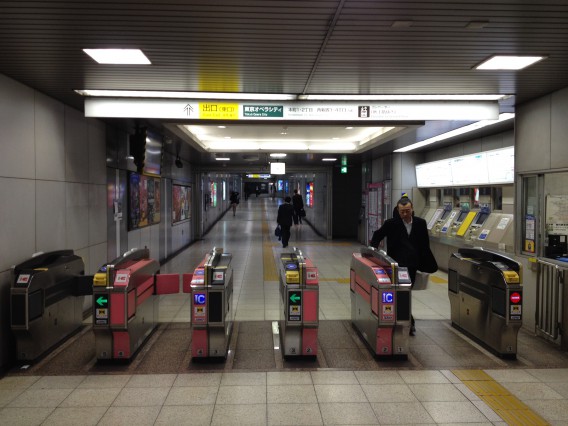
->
[232, 349, 276, 369]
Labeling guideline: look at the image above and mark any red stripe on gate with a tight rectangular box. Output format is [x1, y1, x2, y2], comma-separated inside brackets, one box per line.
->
[113, 331, 130, 358]
[192, 329, 208, 357]
[110, 293, 126, 326]
[156, 274, 180, 294]
[302, 328, 318, 355]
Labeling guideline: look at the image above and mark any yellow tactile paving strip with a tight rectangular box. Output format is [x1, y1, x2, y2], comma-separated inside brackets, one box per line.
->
[262, 217, 280, 282]
[452, 370, 550, 426]
[430, 275, 447, 284]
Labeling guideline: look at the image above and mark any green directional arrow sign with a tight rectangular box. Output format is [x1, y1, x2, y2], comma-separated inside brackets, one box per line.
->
[96, 296, 108, 307]
[289, 293, 301, 304]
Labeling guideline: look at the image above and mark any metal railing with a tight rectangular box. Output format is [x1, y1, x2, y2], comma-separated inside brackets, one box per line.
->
[536, 258, 567, 348]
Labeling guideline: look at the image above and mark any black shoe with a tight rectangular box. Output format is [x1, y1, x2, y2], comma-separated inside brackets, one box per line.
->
[282, 244, 288, 248]
[409, 325, 416, 336]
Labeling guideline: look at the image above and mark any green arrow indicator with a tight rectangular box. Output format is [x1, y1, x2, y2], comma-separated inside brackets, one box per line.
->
[96, 296, 108, 306]
[290, 293, 300, 304]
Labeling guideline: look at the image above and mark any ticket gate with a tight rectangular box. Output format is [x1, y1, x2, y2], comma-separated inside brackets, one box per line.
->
[92, 248, 179, 360]
[10, 250, 91, 361]
[448, 247, 522, 357]
[189, 247, 234, 359]
[278, 248, 319, 357]
[350, 247, 412, 358]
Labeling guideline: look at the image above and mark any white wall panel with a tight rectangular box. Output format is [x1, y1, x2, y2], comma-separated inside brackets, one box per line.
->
[516, 96, 551, 173]
[139, 226, 151, 253]
[0, 178, 35, 271]
[88, 120, 107, 185]
[35, 92, 65, 181]
[550, 87, 568, 170]
[0, 75, 35, 180]
[462, 138, 482, 155]
[66, 182, 90, 250]
[36, 180, 66, 252]
[89, 242, 108, 275]
[64, 106, 89, 183]
[128, 228, 141, 253]
[89, 184, 107, 246]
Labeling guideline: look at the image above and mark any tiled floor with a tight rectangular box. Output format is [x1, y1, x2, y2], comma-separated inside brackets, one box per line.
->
[2, 196, 568, 425]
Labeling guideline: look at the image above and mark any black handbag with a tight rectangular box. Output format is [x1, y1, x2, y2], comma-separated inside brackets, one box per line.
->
[300, 208, 306, 218]
[275, 224, 281, 238]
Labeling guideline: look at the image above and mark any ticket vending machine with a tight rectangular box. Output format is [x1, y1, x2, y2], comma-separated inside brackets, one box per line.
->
[448, 247, 522, 357]
[10, 250, 91, 361]
[350, 247, 412, 358]
[278, 248, 319, 357]
[190, 247, 234, 359]
[92, 248, 179, 361]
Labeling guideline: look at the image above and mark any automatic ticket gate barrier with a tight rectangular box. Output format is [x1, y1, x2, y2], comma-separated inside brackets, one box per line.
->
[448, 247, 522, 357]
[189, 247, 234, 359]
[278, 248, 319, 357]
[350, 247, 412, 358]
[10, 250, 92, 361]
[92, 248, 179, 360]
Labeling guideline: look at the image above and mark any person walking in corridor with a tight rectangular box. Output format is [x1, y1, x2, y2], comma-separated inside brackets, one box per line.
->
[277, 196, 294, 248]
[292, 189, 304, 225]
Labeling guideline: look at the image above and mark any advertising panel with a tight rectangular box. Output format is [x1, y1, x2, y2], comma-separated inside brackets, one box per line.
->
[172, 184, 191, 224]
[128, 172, 161, 230]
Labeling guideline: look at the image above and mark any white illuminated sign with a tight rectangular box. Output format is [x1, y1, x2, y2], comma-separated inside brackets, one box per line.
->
[415, 146, 514, 188]
[270, 162, 285, 175]
[85, 98, 498, 121]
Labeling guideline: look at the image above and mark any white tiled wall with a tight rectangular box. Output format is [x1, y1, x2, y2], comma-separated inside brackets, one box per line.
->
[0, 73, 108, 368]
[0, 74, 107, 274]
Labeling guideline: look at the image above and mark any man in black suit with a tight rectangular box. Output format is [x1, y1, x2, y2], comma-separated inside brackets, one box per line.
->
[277, 196, 295, 248]
[370, 196, 438, 335]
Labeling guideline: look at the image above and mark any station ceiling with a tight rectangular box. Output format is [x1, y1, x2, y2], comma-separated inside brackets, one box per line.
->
[2, 1, 568, 169]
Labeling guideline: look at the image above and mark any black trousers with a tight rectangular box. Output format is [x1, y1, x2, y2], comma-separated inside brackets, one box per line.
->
[281, 225, 291, 247]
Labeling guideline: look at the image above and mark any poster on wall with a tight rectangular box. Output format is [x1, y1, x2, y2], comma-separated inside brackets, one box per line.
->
[129, 172, 161, 230]
[210, 182, 217, 207]
[172, 184, 191, 224]
[306, 182, 314, 207]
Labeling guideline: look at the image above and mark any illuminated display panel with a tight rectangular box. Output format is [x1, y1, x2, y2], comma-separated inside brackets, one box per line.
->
[415, 147, 514, 187]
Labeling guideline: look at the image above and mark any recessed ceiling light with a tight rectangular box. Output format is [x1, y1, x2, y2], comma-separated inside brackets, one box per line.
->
[394, 113, 514, 152]
[218, 125, 226, 129]
[215, 157, 231, 161]
[322, 158, 337, 161]
[466, 21, 489, 30]
[391, 20, 413, 28]
[345, 127, 353, 130]
[301, 94, 508, 101]
[332, 137, 339, 140]
[83, 49, 151, 64]
[224, 136, 231, 139]
[475, 55, 545, 70]
[74, 89, 296, 100]
[270, 153, 287, 158]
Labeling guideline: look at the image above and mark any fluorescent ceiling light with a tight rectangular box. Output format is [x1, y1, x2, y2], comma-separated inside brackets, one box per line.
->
[75, 89, 297, 100]
[215, 157, 231, 161]
[475, 55, 545, 70]
[83, 49, 151, 65]
[270, 153, 287, 158]
[308, 143, 356, 151]
[300, 94, 508, 101]
[394, 113, 514, 152]
[322, 158, 337, 161]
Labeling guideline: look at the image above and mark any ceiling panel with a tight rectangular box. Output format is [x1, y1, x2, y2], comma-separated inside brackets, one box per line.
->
[1, 0, 567, 168]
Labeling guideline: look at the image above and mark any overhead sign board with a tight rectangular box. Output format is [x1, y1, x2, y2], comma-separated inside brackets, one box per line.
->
[85, 99, 498, 121]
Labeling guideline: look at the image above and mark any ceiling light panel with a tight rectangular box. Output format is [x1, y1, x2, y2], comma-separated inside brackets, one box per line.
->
[83, 49, 151, 64]
[475, 55, 545, 70]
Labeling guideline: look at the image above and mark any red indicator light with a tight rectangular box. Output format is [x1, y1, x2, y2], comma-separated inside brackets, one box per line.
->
[510, 292, 521, 304]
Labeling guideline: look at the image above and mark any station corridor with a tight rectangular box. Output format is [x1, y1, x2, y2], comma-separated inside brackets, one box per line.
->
[1, 196, 568, 425]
